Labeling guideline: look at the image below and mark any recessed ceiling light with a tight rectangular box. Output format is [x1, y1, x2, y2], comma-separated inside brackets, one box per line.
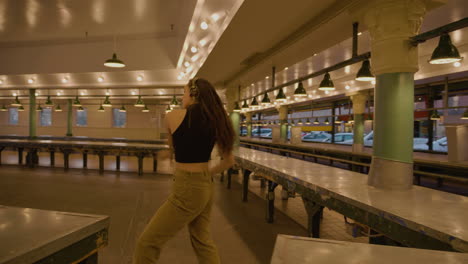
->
[325, 91, 329, 94]
[313, 53, 317, 56]
[358, 32, 362, 36]
[454, 61, 461, 67]
[284, 67, 288, 70]
[98, 76, 104, 82]
[200, 21, 208, 30]
[199, 39, 207, 47]
[265, 76, 269, 79]
[35, 92, 39, 96]
[28, 78, 35, 84]
[211, 13, 220, 22]
[57, 92, 61, 96]
[137, 75, 144, 82]
[62, 77, 68, 83]
[191, 54, 199, 62]
[13, 93, 17, 96]
[371, 80, 376, 85]
[184, 61, 190, 67]
[0, 79, 3, 85]
[105, 91, 110, 96]
[131, 91, 136, 95]
[177, 76, 182, 80]
[345, 85, 350, 90]
[191, 46, 198, 53]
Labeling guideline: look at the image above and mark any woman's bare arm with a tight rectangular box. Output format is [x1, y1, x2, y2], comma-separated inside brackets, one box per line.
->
[158, 113, 174, 160]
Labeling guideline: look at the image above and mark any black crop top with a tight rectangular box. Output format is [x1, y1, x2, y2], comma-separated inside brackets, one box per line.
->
[172, 104, 216, 163]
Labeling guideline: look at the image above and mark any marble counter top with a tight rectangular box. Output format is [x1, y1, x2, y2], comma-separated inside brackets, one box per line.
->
[235, 147, 468, 252]
[0, 205, 110, 264]
[271, 235, 468, 264]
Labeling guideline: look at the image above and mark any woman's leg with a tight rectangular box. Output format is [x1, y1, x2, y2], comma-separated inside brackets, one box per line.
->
[188, 186, 220, 264]
[133, 198, 194, 264]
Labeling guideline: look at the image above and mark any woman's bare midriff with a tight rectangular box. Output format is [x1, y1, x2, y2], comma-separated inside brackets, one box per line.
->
[175, 162, 210, 172]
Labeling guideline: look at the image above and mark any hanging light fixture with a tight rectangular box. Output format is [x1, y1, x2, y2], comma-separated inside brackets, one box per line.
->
[348, 114, 354, 124]
[18, 105, 25, 111]
[45, 95, 53, 107]
[324, 117, 330, 125]
[73, 96, 81, 107]
[275, 88, 287, 102]
[313, 118, 320, 125]
[242, 100, 249, 109]
[142, 105, 150, 112]
[335, 116, 342, 124]
[261, 93, 271, 105]
[430, 110, 441, 120]
[355, 60, 375, 82]
[294, 82, 307, 97]
[429, 33, 462, 64]
[36, 104, 43, 112]
[250, 96, 259, 108]
[119, 105, 126, 112]
[298, 119, 303, 125]
[11, 96, 21, 107]
[233, 102, 241, 112]
[0, 104, 7, 111]
[460, 109, 468, 120]
[318, 72, 335, 91]
[104, 35, 125, 68]
[165, 105, 171, 113]
[98, 104, 105, 112]
[170, 95, 178, 108]
[305, 118, 311, 125]
[55, 104, 63, 112]
[102, 96, 112, 107]
[77, 106, 85, 112]
[134, 95, 145, 107]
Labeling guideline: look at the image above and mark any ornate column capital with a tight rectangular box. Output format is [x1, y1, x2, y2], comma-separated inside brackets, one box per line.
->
[350, 0, 446, 75]
[348, 91, 368, 114]
[278, 105, 288, 120]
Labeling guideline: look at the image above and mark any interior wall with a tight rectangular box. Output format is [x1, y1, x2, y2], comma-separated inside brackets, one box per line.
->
[0, 101, 166, 140]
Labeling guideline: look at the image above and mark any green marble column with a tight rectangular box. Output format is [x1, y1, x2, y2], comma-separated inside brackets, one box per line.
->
[230, 112, 240, 146]
[29, 89, 36, 139]
[245, 112, 252, 137]
[66, 99, 73, 137]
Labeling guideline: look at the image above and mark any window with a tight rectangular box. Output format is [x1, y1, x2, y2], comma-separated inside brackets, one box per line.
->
[113, 108, 126, 128]
[76, 108, 87, 126]
[9, 108, 18, 125]
[40, 108, 52, 126]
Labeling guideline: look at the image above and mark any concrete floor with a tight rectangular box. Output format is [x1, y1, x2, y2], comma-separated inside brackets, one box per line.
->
[0, 159, 309, 264]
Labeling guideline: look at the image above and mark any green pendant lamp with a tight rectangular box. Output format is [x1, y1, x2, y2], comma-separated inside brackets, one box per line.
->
[45, 96, 54, 107]
[142, 105, 150, 112]
[18, 105, 25, 111]
[366, 114, 373, 121]
[55, 104, 63, 112]
[430, 110, 441, 121]
[97, 104, 105, 112]
[297, 119, 303, 125]
[313, 118, 320, 125]
[275, 88, 287, 102]
[0, 104, 7, 111]
[73, 96, 81, 107]
[119, 105, 126, 112]
[233, 102, 241, 112]
[294, 82, 307, 97]
[165, 105, 171, 113]
[324, 117, 330, 125]
[429, 33, 462, 64]
[348, 114, 354, 124]
[251, 96, 259, 108]
[318, 72, 335, 91]
[170, 95, 178, 107]
[335, 116, 342, 124]
[134, 95, 145, 107]
[261, 93, 271, 105]
[36, 104, 43, 112]
[355, 60, 375, 82]
[305, 118, 311, 125]
[104, 53, 125, 68]
[102, 96, 112, 107]
[242, 100, 249, 109]
[77, 106, 85, 112]
[11, 96, 21, 107]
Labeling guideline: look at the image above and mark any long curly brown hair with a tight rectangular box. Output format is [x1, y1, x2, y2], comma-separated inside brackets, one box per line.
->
[188, 78, 235, 155]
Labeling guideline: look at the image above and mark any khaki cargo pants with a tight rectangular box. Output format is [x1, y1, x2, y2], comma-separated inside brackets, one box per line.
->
[133, 169, 220, 264]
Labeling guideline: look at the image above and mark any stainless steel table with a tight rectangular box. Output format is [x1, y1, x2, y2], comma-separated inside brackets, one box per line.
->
[271, 235, 468, 264]
[0, 205, 110, 264]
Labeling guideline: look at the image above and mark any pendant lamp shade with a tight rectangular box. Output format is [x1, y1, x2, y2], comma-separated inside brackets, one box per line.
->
[261, 93, 271, 105]
[430, 111, 441, 120]
[324, 117, 330, 125]
[98, 105, 105, 112]
[0, 104, 7, 111]
[429, 33, 462, 64]
[142, 105, 150, 112]
[355, 60, 375, 82]
[251, 97, 259, 108]
[242, 100, 249, 109]
[318, 73, 335, 91]
[170, 95, 178, 107]
[313, 118, 320, 125]
[165, 105, 171, 113]
[45, 96, 54, 106]
[102, 96, 112, 107]
[36, 104, 43, 112]
[275, 88, 287, 102]
[233, 102, 241, 112]
[119, 105, 126, 112]
[11, 96, 21, 107]
[305, 118, 311, 125]
[77, 106, 85, 112]
[73, 96, 81, 107]
[460, 109, 468, 120]
[134, 95, 145, 107]
[55, 104, 62, 112]
[18, 105, 25, 111]
[294, 82, 307, 97]
[104, 53, 126, 68]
